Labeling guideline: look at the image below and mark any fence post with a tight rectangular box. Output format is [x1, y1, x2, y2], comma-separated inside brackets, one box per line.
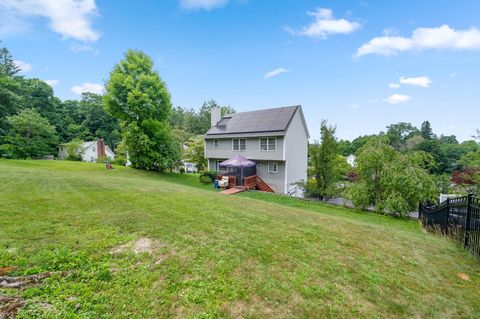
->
[445, 198, 450, 234]
[464, 194, 473, 248]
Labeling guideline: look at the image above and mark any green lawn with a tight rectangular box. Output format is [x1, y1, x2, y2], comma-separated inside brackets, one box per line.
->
[0, 160, 479, 318]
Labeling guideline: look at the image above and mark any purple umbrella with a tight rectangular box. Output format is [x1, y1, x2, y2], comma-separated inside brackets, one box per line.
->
[219, 155, 255, 168]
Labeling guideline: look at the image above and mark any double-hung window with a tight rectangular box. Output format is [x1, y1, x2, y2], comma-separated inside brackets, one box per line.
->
[233, 138, 247, 151]
[213, 139, 219, 148]
[268, 162, 278, 173]
[259, 137, 276, 151]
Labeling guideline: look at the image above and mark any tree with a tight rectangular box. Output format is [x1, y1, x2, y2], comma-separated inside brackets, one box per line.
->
[183, 135, 207, 171]
[386, 122, 419, 151]
[0, 109, 58, 159]
[104, 50, 179, 171]
[420, 121, 434, 140]
[0, 46, 20, 77]
[348, 135, 377, 155]
[0, 75, 23, 142]
[348, 136, 437, 217]
[104, 50, 171, 124]
[65, 138, 85, 161]
[310, 120, 340, 200]
[178, 101, 235, 135]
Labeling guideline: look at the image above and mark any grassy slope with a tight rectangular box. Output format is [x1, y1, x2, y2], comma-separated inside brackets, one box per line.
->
[0, 160, 479, 319]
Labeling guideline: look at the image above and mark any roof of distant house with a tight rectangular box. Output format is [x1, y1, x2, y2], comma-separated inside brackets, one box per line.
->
[205, 105, 303, 136]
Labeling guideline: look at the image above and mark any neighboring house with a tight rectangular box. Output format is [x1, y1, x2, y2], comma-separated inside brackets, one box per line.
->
[181, 144, 198, 173]
[59, 139, 115, 162]
[204, 105, 309, 196]
[346, 154, 356, 167]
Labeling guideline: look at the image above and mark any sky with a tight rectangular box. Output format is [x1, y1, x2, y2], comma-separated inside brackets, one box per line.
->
[1, 0, 480, 142]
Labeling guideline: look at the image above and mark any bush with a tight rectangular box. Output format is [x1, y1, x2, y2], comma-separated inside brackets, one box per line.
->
[66, 138, 84, 161]
[199, 170, 217, 184]
[199, 175, 213, 184]
[179, 167, 185, 174]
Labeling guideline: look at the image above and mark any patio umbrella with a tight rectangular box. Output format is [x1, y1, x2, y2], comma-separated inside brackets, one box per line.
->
[219, 155, 255, 168]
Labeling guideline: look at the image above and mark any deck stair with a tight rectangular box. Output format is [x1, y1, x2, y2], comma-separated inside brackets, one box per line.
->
[255, 175, 275, 193]
[220, 187, 245, 195]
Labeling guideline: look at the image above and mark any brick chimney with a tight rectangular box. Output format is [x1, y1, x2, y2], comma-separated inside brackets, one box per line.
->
[97, 139, 106, 158]
[211, 107, 221, 127]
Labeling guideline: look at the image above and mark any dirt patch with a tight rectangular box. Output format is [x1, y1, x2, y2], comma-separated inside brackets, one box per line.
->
[458, 272, 470, 281]
[0, 294, 24, 319]
[0, 267, 17, 276]
[110, 238, 170, 256]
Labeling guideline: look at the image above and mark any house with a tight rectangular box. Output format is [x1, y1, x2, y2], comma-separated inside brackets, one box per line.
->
[346, 154, 356, 167]
[181, 144, 198, 173]
[59, 139, 115, 162]
[204, 105, 309, 196]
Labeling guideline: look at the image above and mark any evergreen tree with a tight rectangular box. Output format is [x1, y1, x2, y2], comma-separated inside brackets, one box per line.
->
[311, 120, 339, 200]
[420, 121, 434, 140]
[0, 46, 20, 77]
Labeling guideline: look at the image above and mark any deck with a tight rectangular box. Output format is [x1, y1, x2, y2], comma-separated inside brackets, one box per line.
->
[219, 187, 245, 195]
[217, 175, 275, 195]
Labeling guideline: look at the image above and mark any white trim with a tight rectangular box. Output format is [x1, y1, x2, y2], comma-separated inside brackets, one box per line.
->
[268, 161, 278, 173]
[259, 137, 277, 151]
[232, 138, 247, 151]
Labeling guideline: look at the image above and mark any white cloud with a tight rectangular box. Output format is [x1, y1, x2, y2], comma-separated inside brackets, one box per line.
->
[399, 76, 431, 88]
[44, 80, 59, 87]
[286, 8, 360, 39]
[179, 0, 229, 10]
[71, 82, 104, 95]
[264, 68, 288, 79]
[389, 83, 400, 89]
[349, 104, 360, 109]
[14, 60, 32, 73]
[0, 0, 100, 42]
[356, 25, 480, 57]
[384, 94, 411, 104]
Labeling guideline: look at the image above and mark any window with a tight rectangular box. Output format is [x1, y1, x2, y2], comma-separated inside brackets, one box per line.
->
[92, 146, 96, 152]
[213, 139, 219, 148]
[268, 162, 278, 173]
[260, 138, 276, 151]
[233, 138, 247, 151]
[214, 160, 221, 171]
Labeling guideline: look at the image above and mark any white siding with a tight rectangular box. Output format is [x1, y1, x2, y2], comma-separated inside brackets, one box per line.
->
[284, 110, 308, 196]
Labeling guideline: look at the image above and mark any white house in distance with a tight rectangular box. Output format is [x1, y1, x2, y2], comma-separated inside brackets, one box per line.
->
[204, 105, 309, 196]
[346, 154, 356, 167]
[59, 139, 115, 162]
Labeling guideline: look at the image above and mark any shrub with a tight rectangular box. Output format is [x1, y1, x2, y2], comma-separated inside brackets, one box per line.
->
[179, 167, 185, 174]
[199, 175, 213, 184]
[199, 170, 217, 184]
[66, 138, 84, 161]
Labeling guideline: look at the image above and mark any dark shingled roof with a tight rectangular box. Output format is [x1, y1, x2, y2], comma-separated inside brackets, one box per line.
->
[205, 105, 299, 136]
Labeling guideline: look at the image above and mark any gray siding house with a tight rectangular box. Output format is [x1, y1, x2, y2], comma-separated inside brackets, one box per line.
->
[204, 105, 309, 196]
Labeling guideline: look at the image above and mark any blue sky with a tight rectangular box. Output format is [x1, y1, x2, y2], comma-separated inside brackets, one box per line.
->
[1, 0, 480, 141]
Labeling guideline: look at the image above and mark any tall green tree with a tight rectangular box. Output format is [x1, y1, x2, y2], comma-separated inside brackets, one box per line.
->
[348, 137, 437, 217]
[183, 135, 207, 171]
[0, 75, 23, 142]
[386, 122, 419, 151]
[311, 120, 340, 200]
[104, 50, 179, 171]
[420, 120, 434, 140]
[0, 46, 20, 76]
[0, 109, 58, 159]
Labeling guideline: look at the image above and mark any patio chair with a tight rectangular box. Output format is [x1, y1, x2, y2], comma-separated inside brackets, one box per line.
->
[217, 176, 229, 188]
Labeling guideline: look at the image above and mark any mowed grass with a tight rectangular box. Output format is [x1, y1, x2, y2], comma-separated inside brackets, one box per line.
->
[0, 160, 479, 318]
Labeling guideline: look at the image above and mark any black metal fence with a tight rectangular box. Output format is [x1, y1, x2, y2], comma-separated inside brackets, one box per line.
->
[419, 194, 480, 259]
